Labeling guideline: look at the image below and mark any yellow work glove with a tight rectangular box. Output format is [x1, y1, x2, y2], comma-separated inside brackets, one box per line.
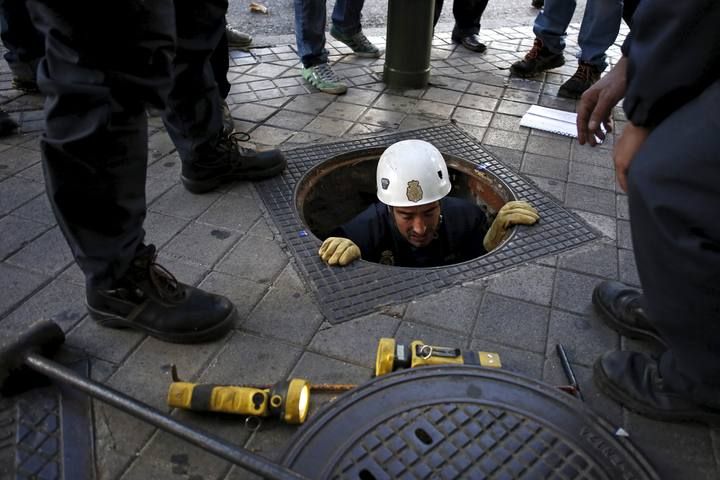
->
[318, 237, 361, 266]
[483, 201, 540, 251]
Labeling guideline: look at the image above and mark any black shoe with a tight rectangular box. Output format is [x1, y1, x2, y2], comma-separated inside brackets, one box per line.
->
[451, 32, 487, 53]
[531, 0, 544, 8]
[510, 38, 565, 78]
[181, 130, 287, 194]
[558, 62, 601, 98]
[594, 351, 720, 424]
[0, 110, 18, 138]
[86, 245, 237, 343]
[592, 280, 666, 347]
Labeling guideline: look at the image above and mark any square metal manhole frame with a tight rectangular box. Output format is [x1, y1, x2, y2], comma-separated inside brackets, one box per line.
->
[256, 124, 599, 323]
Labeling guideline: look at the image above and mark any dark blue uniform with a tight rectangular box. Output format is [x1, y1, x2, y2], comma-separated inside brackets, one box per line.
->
[334, 197, 490, 268]
[621, 0, 720, 406]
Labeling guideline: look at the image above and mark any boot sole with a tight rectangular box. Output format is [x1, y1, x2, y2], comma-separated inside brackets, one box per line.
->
[591, 288, 667, 348]
[181, 159, 287, 194]
[593, 361, 720, 425]
[87, 303, 238, 344]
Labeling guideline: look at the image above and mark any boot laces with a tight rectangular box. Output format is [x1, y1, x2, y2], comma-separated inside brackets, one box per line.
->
[313, 63, 341, 83]
[525, 39, 543, 60]
[572, 63, 594, 82]
[132, 247, 184, 302]
[217, 130, 256, 161]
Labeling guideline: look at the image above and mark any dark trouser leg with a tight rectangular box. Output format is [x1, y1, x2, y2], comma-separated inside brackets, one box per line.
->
[210, 21, 231, 100]
[452, 0, 489, 35]
[0, 0, 44, 68]
[162, 0, 228, 163]
[26, 0, 175, 289]
[627, 79, 720, 407]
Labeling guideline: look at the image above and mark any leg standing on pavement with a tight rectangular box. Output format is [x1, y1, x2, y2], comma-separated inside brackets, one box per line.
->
[25, 0, 239, 344]
[434, 0, 490, 53]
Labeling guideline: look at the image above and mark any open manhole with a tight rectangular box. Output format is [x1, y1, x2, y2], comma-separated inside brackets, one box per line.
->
[281, 366, 659, 479]
[255, 124, 599, 323]
[297, 148, 513, 260]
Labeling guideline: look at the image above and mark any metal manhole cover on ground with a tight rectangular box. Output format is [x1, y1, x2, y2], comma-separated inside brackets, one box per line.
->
[255, 124, 599, 323]
[281, 366, 659, 480]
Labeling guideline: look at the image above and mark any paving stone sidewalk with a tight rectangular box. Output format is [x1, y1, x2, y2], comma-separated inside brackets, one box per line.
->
[1, 23, 718, 480]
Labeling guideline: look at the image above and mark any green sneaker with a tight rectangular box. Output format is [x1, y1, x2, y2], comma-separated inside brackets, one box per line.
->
[329, 26, 382, 58]
[301, 63, 348, 95]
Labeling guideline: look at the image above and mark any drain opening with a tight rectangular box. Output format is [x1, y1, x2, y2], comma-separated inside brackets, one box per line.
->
[358, 469, 376, 480]
[414, 427, 433, 445]
[296, 147, 515, 267]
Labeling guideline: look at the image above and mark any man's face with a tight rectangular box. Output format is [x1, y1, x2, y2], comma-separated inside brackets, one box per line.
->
[391, 201, 441, 248]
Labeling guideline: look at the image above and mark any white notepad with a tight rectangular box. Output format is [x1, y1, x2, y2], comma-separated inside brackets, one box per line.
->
[520, 105, 578, 138]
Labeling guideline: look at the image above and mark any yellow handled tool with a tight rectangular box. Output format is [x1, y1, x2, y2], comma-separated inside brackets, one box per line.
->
[167, 366, 311, 424]
[375, 338, 501, 376]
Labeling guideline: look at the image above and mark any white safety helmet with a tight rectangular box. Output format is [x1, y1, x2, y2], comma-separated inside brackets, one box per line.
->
[376, 139, 451, 207]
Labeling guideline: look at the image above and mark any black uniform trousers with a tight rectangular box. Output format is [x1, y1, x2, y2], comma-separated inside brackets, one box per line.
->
[0, 0, 44, 70]
[26, 0, 227, 289]
[433, 0, 490, 36]
[628, 79, 720, 408]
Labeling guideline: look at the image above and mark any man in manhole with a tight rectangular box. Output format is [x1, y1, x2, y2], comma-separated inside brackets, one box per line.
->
[318, 139, 540, 267]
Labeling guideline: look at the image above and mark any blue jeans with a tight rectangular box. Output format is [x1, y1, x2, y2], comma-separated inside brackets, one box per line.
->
[294, 0, 365, 67]
[533, 0, 623, 71]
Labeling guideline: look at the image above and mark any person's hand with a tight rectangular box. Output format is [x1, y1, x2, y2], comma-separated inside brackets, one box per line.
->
[318, 237, 361, 266]
[577, 56, 628, 146]
[483, 201, 539, 251]
[613, 123, 649, 192]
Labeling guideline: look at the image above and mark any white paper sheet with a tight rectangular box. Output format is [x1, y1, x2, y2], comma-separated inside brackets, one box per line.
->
[520, 105, 578, 138]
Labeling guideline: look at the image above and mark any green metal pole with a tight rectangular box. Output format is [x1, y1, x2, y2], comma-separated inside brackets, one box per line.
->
[383, 0, 435, 89]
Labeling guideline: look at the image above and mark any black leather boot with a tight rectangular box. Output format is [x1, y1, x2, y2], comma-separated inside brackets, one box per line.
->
[594, 351, 720, 424]
[181, 130, 286, 194]
[86, 245, 236, 343]
[592, 280, 666, 347]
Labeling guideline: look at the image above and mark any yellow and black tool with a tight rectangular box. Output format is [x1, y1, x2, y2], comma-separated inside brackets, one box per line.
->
[375, 338, 502, 377]
[167, 366, 311, 424]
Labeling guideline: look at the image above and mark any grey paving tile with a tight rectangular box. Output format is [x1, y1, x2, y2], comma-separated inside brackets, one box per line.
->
[195, 192, 262, 233]
[303, 116, 353, 137]
[568, 161, 616, 190]
[399, 114, 446, 131]
[320, 101, 367, 122]
[525, 134, 572, 159]
[244, 265, 322, 344]
[575, 211, 617, 241]
[564, 182, 616, 216]
[469, 337, 543, 379]
[162, 221, 241, 267]
[616, 193, 629, 220]
[359, 107, 405, 128]
[250, 125, 295, 145]
[11, 193, 56, 225]
[150, 184, 220, 219]
[484, 145, 523, 171]
[216, 232, 288, 283]
[395, 320, 470, 349]
[372, 93, 418, 112]
[475, 293, 550, 352]
[486, 263, 556, 306]
[0, 175, 44, 215]
[284, 94, 334, 115]
[618, 248, 641, 287]
[552, 269, 603, 315]
[465, 82, 504, 98]
[337, 87, 382, 106]
[0, 215, 47, 259]
[572, 142, 613, 167]
[496, 99, 532, 117]
[404, 286, 482, 333]
[459, 93, 499, 112]
[526, 175, 566, 202]
[265, 109, 315, 130]
[422, 87, 463, 105]
[309, 313, 400, 367]
[558, 242, 618, 279]
[0, 262, 47, 317]
[230, 102, 278, 123]
[501, 88, 540, 104]
[546, 310, 618, 368]
[66, 316, 145, 364]
[121, 430, 232, 480]
[142, 211, 189, 249]
[198, 271, 267, 320]
[625, 415, 716, 480]
[617, 219, 633, 249]
[520, 152, 569, 181]
[234, 422, 297, 478]
[489, 112, 527, 133]
[0, 145, 40, 175]
[6, 226, 74, 275]
[452, 107, 492, 127]
[483, 128, 528, 150]
[413, 99, 455, 119]
[0, 277, 85, 334]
